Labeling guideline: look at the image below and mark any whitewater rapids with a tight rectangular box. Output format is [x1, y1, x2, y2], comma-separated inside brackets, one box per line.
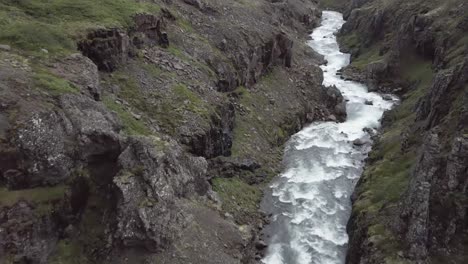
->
[261, 11, 395, 264]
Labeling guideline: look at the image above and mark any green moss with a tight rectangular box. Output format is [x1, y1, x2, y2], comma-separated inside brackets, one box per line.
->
[230, 83, 283, 158]
[445, 35, 468, 66]
[0, 185, 66, 207]
[212, 177, 261, 219]
[340, 32, 360, 49]
[351, 46, 384, 69]
[34, 70, 79, 95]
[113, 73, 145, 107]
[319, 0, 347, 10]
[0, 0, 160, 54]
[0, 185, 67, 217]
[177, 18, 194, 33]
[141, 62, 163, 77]
[103, 96, 151, 136]
[167, 46, 187, 59]
[0, 22, 74, 54]
[49, 239, 89, 264]
[172, 83, 210, 117]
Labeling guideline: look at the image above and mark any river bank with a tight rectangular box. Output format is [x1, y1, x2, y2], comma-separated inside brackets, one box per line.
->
[261, 11, 395, 264]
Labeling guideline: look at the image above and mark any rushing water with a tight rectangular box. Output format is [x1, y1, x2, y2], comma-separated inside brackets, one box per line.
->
[261, 11, 396, 264]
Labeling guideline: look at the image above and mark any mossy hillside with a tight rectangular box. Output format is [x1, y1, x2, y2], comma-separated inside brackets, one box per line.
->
[352, 57, 434, 260]
[350, 45, 385, 70]
[0, 0, 160, 55]
[33, 69, 80, 96]
[319, 0, 348, 11]
[214, 69, 308, 223]
[166, 44, 216, 78]
[230, 73, 295, 161]
[339, 32, 360, 51]
[103, 64, 215, 136]
[212, 177, 262, 224]
[445, 35, 468, 67]
[103, 96, 151, 136]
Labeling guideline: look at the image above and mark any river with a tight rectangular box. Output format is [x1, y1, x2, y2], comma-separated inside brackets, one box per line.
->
[261, 11, 395, 264]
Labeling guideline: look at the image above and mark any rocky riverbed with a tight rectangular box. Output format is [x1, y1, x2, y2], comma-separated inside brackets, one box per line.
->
[261, 11, 395, 264]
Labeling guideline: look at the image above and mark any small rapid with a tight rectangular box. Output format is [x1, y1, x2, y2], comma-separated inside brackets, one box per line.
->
[261, 11, 396, 264]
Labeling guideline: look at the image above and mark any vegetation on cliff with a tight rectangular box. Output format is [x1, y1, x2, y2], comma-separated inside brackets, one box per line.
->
[338, 0, 468, 263]
[0, 0, 347, 263]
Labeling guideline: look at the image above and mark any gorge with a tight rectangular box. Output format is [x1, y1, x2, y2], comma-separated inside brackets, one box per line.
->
[261, 11, 395, 264]
[0, 0, 467, 263]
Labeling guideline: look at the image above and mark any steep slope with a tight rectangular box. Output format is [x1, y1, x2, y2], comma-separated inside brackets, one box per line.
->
[0, 0, 345, 263]
[334, 0, 468, 263]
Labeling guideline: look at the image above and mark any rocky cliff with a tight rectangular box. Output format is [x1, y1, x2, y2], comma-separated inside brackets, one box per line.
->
[335, 0, 468, 263]
[0, 0, 345, 263]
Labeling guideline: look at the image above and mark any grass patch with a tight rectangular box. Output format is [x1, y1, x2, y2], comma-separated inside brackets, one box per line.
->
[34, 70, 79, 95]
[104, 69, 213, 136]
[49, 239, 89, 264]
[103, 96, 151, 136]
[0, 185, 67, 216]
[112, 73, 145, 107]
[340, 32, 360, 50]
[0, 22, 74, 54]
[445, 35, 468, 66]
[167, 46, 187, 60]
[172, 83, 210, 117]
[0, 185, 66, 207]
[212, 177, 262, 220]
[166, 44, 215, 77]
[177, 18, 194, 33]
[0, 0, 160, 54]
[351, 46, 384, 69]
[229, 83, 286, 158]
[319, 0, 347, 10]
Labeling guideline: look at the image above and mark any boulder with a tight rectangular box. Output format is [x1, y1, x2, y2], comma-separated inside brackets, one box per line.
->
[0, 44, 11, 51]
[78, 28, 130, 72]
[352, 138, 365, 146]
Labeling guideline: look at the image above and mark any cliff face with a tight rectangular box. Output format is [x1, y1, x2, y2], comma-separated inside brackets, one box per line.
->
[0, 0, 345, 263]
[337, 0, 468, 263]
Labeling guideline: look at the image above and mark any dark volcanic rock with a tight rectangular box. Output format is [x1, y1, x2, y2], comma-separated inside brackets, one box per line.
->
[182, 103, 235, 158]
[0, 201, 58, 264]
[13, 94, 121, 187]
[113, 137, 209, 250]
[324, 85, 347, 122]
[78, 28, 130, 72]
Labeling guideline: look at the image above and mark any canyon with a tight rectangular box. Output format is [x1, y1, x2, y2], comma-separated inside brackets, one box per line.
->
[0, 0, 467, 263]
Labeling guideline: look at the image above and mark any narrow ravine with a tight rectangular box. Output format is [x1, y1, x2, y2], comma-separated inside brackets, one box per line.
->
[261, 11, 396, 264]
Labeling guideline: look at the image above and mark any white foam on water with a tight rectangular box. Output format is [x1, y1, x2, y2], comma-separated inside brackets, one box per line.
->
[262, 11, 396, 264]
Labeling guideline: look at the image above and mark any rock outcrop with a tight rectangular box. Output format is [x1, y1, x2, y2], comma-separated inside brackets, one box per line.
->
[339, 0, 468, 263]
